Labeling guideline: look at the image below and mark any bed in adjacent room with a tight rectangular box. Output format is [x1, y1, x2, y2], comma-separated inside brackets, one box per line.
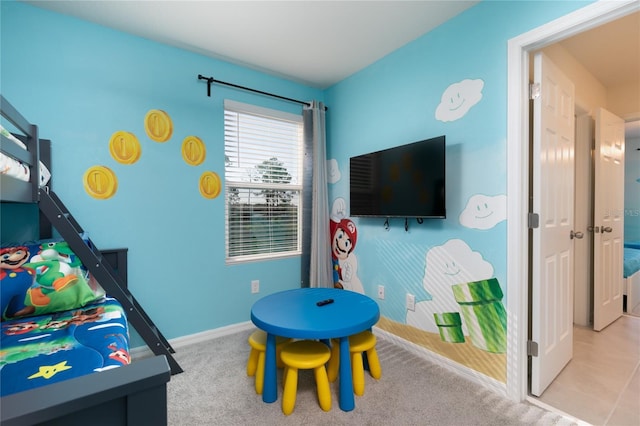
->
[623, 243, 640, 315]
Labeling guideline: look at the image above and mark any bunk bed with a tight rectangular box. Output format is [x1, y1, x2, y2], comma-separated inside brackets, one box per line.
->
[1, 95, 179, 425]
[623, 242, 640, 315]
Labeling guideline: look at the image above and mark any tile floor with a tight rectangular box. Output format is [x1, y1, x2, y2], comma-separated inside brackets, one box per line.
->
[533, 314, 640, 426]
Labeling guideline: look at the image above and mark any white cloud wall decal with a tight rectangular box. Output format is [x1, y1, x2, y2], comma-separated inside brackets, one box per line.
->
[435, 79, 484, 122]
[459, 194, 507, 230]
[327, 158, 341, 184]
[406, 239, 494, 333]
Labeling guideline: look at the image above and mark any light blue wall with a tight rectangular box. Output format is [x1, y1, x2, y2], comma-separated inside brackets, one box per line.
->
[1, 0, 596, 344]
[1, 1, 323, 340]
[324, 0, 591, 326]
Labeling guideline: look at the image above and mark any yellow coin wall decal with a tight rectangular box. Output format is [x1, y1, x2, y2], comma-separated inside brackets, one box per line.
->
[199, 171, 221, 199]
[144, 109, 173, 142]
[83, 165, 118, 199]
[181, 136, 206, 166]
[109, 131, 141, 164]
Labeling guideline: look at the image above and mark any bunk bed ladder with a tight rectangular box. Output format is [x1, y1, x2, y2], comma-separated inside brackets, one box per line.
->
[38, 189, 184, 375]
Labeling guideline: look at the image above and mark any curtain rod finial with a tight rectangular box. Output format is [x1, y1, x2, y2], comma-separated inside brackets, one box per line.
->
[198, 74, 214, 97]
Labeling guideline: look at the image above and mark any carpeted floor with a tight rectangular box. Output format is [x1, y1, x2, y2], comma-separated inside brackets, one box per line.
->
[166, 328, 576, 425]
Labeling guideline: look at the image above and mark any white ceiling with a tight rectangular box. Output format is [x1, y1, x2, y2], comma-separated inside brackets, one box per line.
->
[558, 11, 639, 89]
[22, 0, 479, 89]
[557, 10, 640, 139]
[20, 1, 640, 136]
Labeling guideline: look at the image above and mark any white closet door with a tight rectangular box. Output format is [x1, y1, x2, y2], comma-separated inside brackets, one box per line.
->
[593, 107, 625, 331]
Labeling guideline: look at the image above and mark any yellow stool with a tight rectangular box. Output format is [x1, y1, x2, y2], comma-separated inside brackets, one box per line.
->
[326, 330, 381, 396]
[280, 340, 332, 415]
[246, 330, 290, 395]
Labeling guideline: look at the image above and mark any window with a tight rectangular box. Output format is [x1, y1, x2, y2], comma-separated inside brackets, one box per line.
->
[224, 100, 303, 263]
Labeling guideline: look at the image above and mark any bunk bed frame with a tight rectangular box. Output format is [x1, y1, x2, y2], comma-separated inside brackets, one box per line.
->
[1, 95, 180, 425]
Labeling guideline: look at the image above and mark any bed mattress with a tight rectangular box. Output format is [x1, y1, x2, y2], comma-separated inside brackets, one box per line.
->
[0, 297, 130, 396]
[624, 247, 640, 279]
[0, 124, 51, 186]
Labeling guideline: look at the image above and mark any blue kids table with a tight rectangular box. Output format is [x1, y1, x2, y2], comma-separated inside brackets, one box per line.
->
[251, 288, 380, 411]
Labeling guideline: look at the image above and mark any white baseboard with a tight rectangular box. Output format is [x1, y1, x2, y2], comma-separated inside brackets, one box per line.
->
[373, 325, 507, 397]
[131, 321, 255, 359]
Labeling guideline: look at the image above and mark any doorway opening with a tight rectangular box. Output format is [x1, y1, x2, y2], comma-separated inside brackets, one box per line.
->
[505, 0, 639, 405]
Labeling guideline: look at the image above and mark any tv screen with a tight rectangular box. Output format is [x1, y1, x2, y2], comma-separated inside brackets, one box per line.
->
[349, 135, 446, 218]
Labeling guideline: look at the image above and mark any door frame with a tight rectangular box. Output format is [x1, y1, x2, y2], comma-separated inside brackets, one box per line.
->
[505, 0, 639, 402]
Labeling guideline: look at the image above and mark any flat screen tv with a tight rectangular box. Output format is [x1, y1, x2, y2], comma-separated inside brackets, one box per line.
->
[349, 135, 446, 219]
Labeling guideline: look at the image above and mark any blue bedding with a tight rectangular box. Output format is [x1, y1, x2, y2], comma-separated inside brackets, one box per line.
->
[624, 247, 640, 279]
[625, 241, 640, 250]
[0, 297, 130, 396]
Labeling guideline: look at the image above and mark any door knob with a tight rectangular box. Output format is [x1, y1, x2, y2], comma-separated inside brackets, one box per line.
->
[602, 226, 613, 233]
[570, 230, 584, 239]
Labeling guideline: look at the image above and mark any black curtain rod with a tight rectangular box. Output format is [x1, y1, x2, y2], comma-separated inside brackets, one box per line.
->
[197, 74, 327, 111]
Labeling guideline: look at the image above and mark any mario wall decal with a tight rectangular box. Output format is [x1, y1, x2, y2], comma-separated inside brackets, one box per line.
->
[330, 198, 364, 293]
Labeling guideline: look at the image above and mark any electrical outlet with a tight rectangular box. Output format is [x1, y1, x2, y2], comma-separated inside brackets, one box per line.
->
[377, 285, 385, 300]
[406, 293, 416, 311]
[251, 280, 260, 294]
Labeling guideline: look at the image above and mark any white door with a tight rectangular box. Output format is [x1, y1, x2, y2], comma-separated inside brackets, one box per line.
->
[593, 107, 625, 331]
[530, 52, 576, 397]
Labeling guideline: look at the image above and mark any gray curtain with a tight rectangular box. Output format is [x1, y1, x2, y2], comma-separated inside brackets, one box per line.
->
[302, 101, 332, 288]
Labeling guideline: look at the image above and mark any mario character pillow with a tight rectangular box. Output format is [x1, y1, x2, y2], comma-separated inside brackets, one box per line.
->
[1, 240, 105, 320]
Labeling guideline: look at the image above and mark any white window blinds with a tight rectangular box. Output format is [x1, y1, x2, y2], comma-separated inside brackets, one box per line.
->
[224, 100, 303, 263]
